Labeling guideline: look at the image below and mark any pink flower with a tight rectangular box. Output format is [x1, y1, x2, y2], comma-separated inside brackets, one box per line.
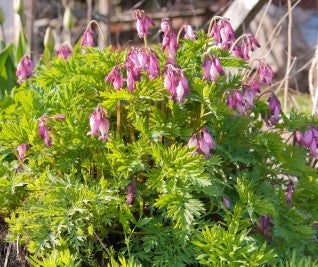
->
[87, 105, 110, 141]
[210, 18, 235, 50]
[81, 26, 95, 47]
[184, 25, 196, 40]
[17, 143, 29, 162]
[242, 79, 260, 107]
[16, 55, 34, 84]
[241, 41, 250, 60]
[258, 62, 274, 85]
[203, 55, 224, 82]
[219, 19, 235, 49]
[294, 131, 304, 146]
[266, 93, 281, 126]
[38, 116, 52, 147]
[188, 128, 215, 157]
[133, 10, 155, 39]
[56, 42, 72, 59]
[147, 51, 160, 79]
[231, 45, 243, 59]
[227, 90, 246, 115]
[160, 18, 171, 33]
[246, 33, 260, 51]
[105, 66, 124, 90]
[164, 64, 190, 103]
[126, 179, 137, 205]
[161, 18, 178, 58]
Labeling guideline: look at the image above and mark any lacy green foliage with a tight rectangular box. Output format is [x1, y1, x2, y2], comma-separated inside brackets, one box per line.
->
[194, 206, 276, 266]
[0, 32, 317, 266]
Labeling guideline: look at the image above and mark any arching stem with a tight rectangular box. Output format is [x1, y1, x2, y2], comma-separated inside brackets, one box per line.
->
[207, 16, 224, 36]
[87, 19, 106, 47]
[177, 25, 185, 44]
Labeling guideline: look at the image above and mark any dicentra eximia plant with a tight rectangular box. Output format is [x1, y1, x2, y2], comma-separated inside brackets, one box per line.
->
[1, 10, 318, 266]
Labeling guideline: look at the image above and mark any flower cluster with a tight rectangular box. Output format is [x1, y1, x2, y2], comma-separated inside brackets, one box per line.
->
[188, 128, 215, 157]
[209, 18, 235, 50]
[16, 54, 34, 84]
[161, 18, 178, 58]
[232, 33, 260, 60]
[295, 126, 318, 157]
[164, 63, 190, 103]
[133, 9, 155, 39]
[258, 62, 274, 86]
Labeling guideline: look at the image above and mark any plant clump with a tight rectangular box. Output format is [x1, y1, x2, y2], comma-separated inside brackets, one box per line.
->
[0, 9, 318, 266]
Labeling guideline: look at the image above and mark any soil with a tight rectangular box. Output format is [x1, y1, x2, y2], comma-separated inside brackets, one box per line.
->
[0, 218, 29, 267]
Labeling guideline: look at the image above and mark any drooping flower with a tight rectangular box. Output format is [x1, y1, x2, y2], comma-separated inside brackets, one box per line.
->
[294, 130, 304, 146]
[17, 143, 29, 162]
[210, 22, 221, 44]
[105, 66, 124, 90]
[222, 196, 231, 209]
[242, 79, 260, 107]
[188, 128, 215, 157]
[219, 19, 236, 49]
[184, 25, 196, 40]
[16, 54, 34, 84]
[133, 9, 155, 39]
[160, 18, 171, 33]
[246, 33, 260, 51]
[126, 179, 137, 205]
[202, 55, 225, 82]
[161, 18, 178, 58]
[38, 116, 52, 147]
[164, 64, 190, 103]
[227, 90, 246, 115]
[81, 25, 94, 47]
[303, 128, 318, 157]
[257, 215, 273, 240]
[56, 42, 72, 59]
[210, 18, 235, 50]
[147, 50, 160, 79]
[286, 181, 294, 204]
[87, 105, 110, 141]
[266, 93, 281, 126]
[258, 62, 274, 85]
[241, 41, 250, 61]
[231, 45, 242, 59]
[294, 127, 318, 157]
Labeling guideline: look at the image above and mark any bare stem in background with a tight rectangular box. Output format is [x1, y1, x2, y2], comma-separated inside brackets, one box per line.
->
[310, 46, 318, 115]
[87, 0, 92, 23]
[284, 0, 292, 112]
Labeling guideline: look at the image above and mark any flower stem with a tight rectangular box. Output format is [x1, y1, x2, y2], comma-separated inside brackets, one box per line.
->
[116, 100, 121, 135]
[177, 25, 184, 44]
[143, 36, 148, 48]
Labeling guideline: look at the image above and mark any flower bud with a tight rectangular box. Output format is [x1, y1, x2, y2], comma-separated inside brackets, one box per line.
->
[44, 27, 55, 51]
[14, 0, 24, 14]
[63, 7, 75, 31]
[0, 7, 5, 25]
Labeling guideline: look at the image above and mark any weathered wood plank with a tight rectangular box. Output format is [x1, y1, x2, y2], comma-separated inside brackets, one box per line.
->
[223, 0, 266, 30]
